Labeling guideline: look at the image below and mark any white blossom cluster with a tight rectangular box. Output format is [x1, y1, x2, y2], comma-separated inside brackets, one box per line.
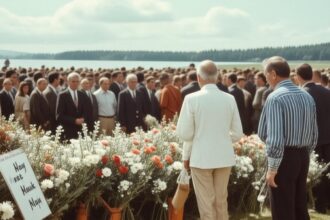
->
[234, 156, 254, 179]
[118, 180, 132, 193]
[0, 201, 15, 220]
[152, 178, 167, 194]
[41, 179, 54, 191]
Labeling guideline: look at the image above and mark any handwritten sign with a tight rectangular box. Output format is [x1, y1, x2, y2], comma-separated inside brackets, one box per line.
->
[0, 148, 51, 220]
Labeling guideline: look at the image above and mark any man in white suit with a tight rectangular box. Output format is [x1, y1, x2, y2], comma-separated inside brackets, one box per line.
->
[176, 60, 243, 220]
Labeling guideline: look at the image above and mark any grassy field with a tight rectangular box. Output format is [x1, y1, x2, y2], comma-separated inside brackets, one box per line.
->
[219, 61, 330, 71]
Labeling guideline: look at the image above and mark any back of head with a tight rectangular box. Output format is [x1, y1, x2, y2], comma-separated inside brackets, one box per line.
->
[136, 72, 144, 83]
[187, 71, 197, 81]
[159, 73, 170, 82]
[263, 56, 290, 78]
[197, 60, 218, 81]
[33, 71, 43, 83]
[296, 63, 313, 81]
[227, 73, 237, 84]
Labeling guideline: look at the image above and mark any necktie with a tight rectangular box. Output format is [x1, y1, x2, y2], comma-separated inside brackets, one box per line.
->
[88, 91, 93, 104]
[73, 91, 78, 108]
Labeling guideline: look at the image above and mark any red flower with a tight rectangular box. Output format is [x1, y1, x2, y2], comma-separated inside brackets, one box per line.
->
[151, 128, 160, 134]
[144, 138, 152, 143]
[96, 169, 103, 177]
[156, 162, 164, 169]
[131, 149, 141, 155]
[101, 155, 109, 165]
[44, 164, 54, 176]
[118, 166, 129, 174]
[165, 155, 173, 164]
[112, 155, 121, 166]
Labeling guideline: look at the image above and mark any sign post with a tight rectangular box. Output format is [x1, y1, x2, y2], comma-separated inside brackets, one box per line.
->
[0, 148, 51, 220]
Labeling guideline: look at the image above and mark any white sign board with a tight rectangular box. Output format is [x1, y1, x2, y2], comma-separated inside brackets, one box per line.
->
[0, 148, 51, 220]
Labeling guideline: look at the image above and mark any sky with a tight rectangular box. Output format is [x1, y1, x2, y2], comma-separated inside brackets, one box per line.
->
[0, 0, 329, 53]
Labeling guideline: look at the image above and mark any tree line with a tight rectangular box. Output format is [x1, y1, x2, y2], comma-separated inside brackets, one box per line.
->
[7, 42, 330, 61]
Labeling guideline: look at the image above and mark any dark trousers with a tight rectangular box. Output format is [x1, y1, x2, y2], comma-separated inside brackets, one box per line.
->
[270, 147, 310, 220]
[313, 144, 330, 213]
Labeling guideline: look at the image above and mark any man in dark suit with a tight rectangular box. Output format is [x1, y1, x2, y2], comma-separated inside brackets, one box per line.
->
[80, 78, 98, 131]
[0, 78, 15, 120]
[118, 74, 147, 134]
[5, 70, 18, 98]
[146, 76, 161, 121]
[181, 71, 200, 100]
[110, 71, 124, 101]
[296, 63, 330, 213]
[216, 73, 228, 93]
[136, 72, 151, 115]
[30, 78, 51, 131]
[226, 73, 248, 134]
[57, 72, 89, 140]
[44, 71, 60, 133]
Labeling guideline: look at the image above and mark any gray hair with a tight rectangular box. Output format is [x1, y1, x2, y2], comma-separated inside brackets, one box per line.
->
[197, 60, 218, 81]
[67, 72, 81, 82]
[126, 74, 137, 82]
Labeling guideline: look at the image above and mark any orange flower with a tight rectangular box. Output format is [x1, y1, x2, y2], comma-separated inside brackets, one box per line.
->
[151, 155, 161, 164]
[144, 147, 153, 154]
[44, 163, 54, 176]
[165, 155, 173, 164]
[151, 128, 160, 134]
[100, 140, 109, 147]
[132, 140, 140, 146]
[131, 149, 141, 155]
[156, 162, 164, 169]
[119, 165, 129, 174]
[150, 146, 157, 152]
[144, 138, 152, 143]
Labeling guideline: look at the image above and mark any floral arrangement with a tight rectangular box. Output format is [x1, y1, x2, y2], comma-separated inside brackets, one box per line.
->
[0, 116, 329, 220]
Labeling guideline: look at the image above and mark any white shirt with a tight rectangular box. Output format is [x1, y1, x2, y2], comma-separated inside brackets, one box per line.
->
[176, 84, 243, 169]
[94, 89, 117, 116]
[68, 87, 78, 104]
[128, 88, 136, 99]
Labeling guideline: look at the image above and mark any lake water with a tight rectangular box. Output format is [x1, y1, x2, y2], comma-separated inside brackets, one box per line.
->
[6, 59, 258, 69]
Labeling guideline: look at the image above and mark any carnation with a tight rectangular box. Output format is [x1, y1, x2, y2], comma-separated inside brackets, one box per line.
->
[41, 179, 54, 191]
[130, 163, 144, 174]
[102, 167, 112, 177]
[0, 201, 15, 220]
[172, 161, 183, 171]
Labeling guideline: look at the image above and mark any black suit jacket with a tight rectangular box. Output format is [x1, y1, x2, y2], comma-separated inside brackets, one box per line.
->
[181, 82, 200, 100]
[57, 89, 89, 140]
[244, 81, 256, 99]
[0, 90, 14, 120]
[137, 83, 152, 115]
[229, 84, 248, 134]
[216, 82, 229, 93]
[110, 82, 121, 101]
[303, 82, 330, 146]
[117, 89, 147, 133]
[43, 86, 58, 132]
[30, 90, 51, 130]
[81, 90, 98, 131]
[149, 90, 161, 122]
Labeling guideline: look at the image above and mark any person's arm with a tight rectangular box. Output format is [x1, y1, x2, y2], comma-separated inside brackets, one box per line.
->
[309, 102, 318, 154]
[230, 97, 244, 143]
[117, 92, 127, 130]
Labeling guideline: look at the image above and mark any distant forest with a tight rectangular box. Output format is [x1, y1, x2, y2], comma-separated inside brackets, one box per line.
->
[8, 42, 330, 61]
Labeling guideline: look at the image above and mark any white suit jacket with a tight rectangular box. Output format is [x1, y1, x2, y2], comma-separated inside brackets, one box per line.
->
[176, 84, 243, 169]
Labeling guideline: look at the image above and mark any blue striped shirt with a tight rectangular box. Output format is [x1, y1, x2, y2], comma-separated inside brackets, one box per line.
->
[258, 80, 318, 171]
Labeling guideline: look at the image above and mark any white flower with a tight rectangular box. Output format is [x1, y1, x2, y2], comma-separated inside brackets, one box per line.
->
[152, 179, 167, 194]
[102, 167, 112, 177]
[257, 195, 266, 203]
[119, 180, 132, 192]
[130, 163, 144, 174]
[58, 169, 70, 182]
[172, 161, 183, 171]
[41, 179, 54, 191]
[68, 157, 81, 166]
[0, 201, 15, 220]
[65, 183, 71, 189]
[162, 203, 168, 209]
[82, 155, 100, 166]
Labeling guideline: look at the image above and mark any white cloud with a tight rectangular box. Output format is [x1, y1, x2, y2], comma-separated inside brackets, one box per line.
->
[0, 1, 328, 52]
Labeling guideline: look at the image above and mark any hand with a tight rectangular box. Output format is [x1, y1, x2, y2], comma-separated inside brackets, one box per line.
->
[266, 170, 278, 188]
[184, 160, 190, 172]
[75, 118, 84, 125]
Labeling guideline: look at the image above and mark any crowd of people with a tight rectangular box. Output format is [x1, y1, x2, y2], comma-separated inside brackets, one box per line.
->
[0, 59, 329, 218]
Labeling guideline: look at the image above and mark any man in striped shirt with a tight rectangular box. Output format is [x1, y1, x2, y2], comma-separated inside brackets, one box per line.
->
[258, 56, 318, 220]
